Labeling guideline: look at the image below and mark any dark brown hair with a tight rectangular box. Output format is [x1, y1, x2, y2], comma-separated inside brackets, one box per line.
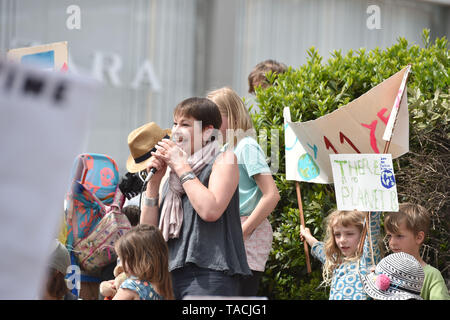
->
[115, 224, 174, 300]
[45, 268, 68, 299]
[174, 97, 222, 130]
[122, 205, 140, 227]
[248, 59, 287, 93]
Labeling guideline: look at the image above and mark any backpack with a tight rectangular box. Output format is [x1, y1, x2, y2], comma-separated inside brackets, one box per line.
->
[70, 184, 131, 274]
[65, 153, 121, 250]
[65, 153, 131, 275]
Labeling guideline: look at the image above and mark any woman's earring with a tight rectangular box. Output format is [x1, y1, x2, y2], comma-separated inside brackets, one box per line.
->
[202, 129, 211, 146]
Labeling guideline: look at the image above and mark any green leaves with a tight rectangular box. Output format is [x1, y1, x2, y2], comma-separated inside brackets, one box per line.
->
[255, 29, 449, 299]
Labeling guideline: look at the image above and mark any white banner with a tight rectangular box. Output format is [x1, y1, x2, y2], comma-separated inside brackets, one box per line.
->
[330, 154, 399, 212]
[284, 66, 410, 183]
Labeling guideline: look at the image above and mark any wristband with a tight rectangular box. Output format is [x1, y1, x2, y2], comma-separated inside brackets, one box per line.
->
[143, 194, 159, 207]
[179, 171, 196, 184]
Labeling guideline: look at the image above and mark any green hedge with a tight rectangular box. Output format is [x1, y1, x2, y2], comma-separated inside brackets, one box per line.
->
[250, 29, 449, 300]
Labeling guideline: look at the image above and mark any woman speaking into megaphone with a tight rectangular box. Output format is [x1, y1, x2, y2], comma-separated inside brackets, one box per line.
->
[126, 97, 251, 300]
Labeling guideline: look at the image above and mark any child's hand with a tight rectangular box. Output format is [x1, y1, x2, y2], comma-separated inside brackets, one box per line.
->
[114, 272, 127, 290]
[300, 225, 318, 246]
[300, 225, 311, 241]
[100, 280, 117, 298]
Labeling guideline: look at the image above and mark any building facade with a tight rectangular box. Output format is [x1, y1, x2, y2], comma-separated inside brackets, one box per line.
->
[1, 0, 448, 172]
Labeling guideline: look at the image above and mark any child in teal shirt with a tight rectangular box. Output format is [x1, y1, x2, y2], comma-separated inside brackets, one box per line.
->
[208, 87, 280, 296]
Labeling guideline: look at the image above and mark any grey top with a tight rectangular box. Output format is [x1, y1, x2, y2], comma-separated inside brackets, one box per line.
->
[160, 159, 251, 277]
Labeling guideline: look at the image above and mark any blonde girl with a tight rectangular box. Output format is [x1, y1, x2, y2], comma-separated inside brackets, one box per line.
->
[300, 210, 382, 300]
[207, 87, 280, 296]
[113, 224, 174, 300]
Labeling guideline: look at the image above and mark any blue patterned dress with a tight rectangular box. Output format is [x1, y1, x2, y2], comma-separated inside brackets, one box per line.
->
[120, 276, 164, 300]
[311, 211, 382, 300]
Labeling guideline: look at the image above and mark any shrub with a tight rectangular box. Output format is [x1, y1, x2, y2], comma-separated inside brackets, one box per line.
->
[251, 29, 449, 299]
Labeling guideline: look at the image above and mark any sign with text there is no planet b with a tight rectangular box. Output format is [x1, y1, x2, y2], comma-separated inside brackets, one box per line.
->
[330, 154, 399, 212]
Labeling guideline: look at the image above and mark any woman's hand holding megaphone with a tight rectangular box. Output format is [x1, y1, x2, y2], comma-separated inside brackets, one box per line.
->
[154, 138, 190, 177]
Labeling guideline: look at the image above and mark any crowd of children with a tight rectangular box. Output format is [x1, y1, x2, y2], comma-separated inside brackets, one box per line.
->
[300, 204, 449, 300]
[42, 59, 448, 301]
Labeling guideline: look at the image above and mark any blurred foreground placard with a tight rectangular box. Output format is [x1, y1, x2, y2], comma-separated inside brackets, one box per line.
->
[0, 61, 97, 299]
[330, 154, 399, 212]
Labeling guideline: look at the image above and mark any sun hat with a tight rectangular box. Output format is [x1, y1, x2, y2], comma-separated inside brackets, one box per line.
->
[126, 122, 171, 173]
[361, 252, 424, 300]
[49, 240, 70, 275]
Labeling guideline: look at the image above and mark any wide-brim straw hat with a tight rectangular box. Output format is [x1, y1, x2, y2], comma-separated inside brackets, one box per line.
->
[361, 252, 424, 300]
[126, 122, 171, 173]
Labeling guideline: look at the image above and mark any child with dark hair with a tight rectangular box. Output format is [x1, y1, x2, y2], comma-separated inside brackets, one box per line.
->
[122, 205, 140, 227]
[248, 59, 287, 94]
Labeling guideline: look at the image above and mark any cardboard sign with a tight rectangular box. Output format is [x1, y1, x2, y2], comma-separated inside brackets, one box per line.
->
[383, 65, 411, 141]
[284, 66, 410, 184]
[330, 154, 399, 212]
[7, 41, 68, 72]
[0, 60, 97, 299]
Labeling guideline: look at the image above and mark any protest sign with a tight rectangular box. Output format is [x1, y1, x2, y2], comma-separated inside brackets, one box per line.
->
[283, 108, 312, 272]
[330, 154, 399, 212]
[7, 41, 68, 71]
[284, 66, 410, 184]
[0, 60, 97, 299]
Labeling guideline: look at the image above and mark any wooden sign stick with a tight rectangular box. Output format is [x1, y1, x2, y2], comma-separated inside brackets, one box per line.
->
[357, 123, 397, 258]
[296, 181, 312, 273]
[357, 66, 411, 259]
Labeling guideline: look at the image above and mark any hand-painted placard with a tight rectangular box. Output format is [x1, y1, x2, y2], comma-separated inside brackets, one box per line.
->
[0, 60, 97, 299]
[383, 65, 411, 141]
[284, 66, 410, 184]
[7, 41, 68, 72]
[330, 154, 399, 212]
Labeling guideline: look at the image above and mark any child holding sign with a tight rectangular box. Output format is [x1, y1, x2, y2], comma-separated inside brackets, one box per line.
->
[300, 210, 382, 300]
[384, 203, 450, 300]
